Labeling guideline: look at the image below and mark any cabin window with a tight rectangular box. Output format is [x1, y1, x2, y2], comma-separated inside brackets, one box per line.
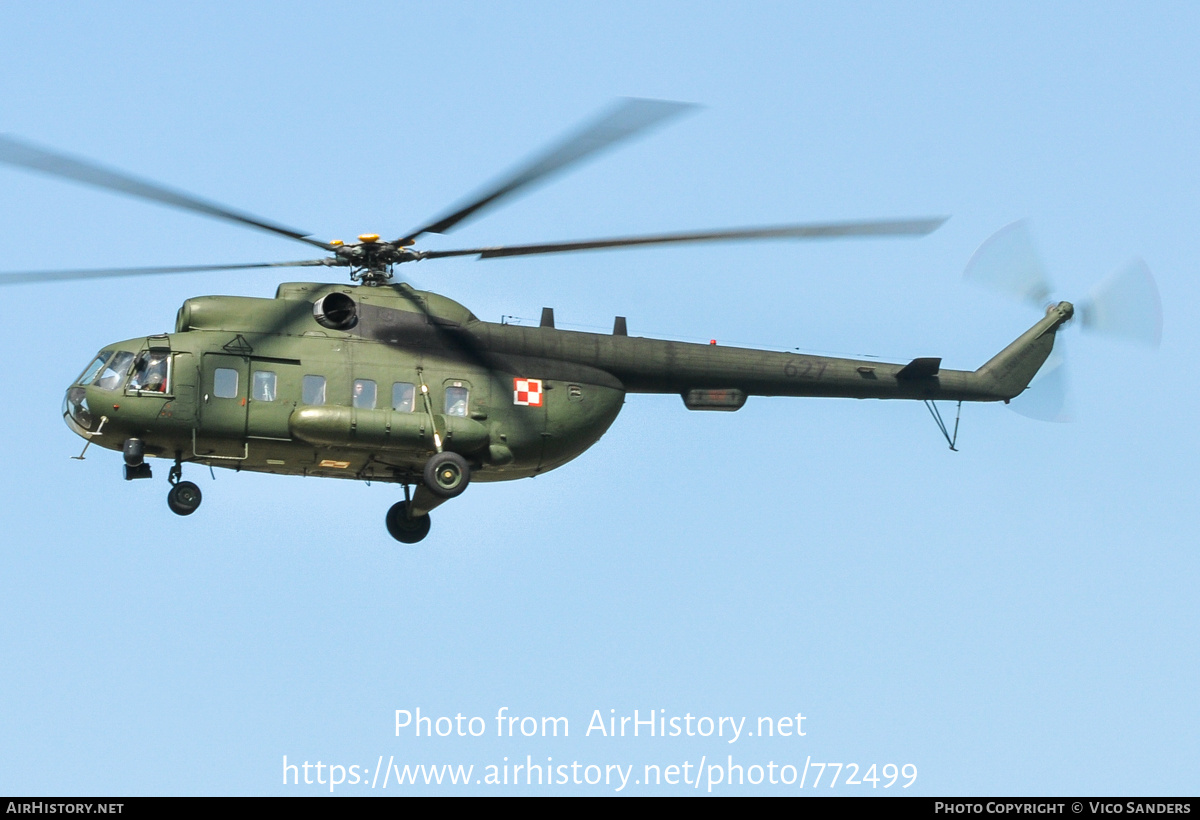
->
[252, 370, 277, 402]
[353, 379, 377, 410]
[444, 386, 469, 417]
[392, 382, 415, 413]
[213, 368, 238, 399]
[302, 375, 326, 406]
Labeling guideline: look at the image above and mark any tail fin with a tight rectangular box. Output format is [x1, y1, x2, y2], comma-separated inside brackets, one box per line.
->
[973, 301, 1073, 400]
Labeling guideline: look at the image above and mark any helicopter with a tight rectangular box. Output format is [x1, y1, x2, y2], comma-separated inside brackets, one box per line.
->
[0, 98, 1075, 544]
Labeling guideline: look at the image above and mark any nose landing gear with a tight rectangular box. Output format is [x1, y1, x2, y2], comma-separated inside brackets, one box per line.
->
[168, 481, 202, 516]
[166, 454, 202, 516]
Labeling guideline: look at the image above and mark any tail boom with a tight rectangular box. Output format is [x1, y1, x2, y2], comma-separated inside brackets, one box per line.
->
[471, 302, 1074, 405]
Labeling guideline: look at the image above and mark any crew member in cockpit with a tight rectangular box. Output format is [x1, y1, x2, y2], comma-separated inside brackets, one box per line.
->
[131, 352, 168, 393]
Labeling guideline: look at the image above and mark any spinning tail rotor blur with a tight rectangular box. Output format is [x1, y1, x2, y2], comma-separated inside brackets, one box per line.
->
[963, 220, 1162, 422]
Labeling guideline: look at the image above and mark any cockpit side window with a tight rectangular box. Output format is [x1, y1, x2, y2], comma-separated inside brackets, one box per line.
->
[128, 351, 170, 393]
[94, 351, 134, 390]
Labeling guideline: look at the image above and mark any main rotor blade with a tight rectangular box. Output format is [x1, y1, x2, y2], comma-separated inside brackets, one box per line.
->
[418, 217, 948, 260]
[399, 98, 697, 244]
[0, 135, 331, 251]
[0, 259, 333, 285]
[963, 220, 1054, 307]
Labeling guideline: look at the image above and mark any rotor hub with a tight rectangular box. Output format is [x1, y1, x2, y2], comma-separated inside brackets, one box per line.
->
[331, 238, 425, 285]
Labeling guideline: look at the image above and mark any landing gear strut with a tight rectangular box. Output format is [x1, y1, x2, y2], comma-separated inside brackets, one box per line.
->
[166, 453, 202, 516]
[385, 453, 472, 543]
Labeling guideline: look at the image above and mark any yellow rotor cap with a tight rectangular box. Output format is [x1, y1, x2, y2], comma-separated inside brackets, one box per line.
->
[358, 233, 380, 243]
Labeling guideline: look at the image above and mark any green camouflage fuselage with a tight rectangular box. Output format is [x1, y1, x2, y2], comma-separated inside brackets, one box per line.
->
[63, 282, 1072, 485]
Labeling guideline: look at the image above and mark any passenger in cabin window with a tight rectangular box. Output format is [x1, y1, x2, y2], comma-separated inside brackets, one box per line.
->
[445, 386, 468, 417]
[253, 371, 276, 402]
[353, 379, 376, 409]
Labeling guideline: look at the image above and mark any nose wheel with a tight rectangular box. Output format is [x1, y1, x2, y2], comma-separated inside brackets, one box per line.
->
[166, 455, 202, 516]
[167, 480, 202, 516]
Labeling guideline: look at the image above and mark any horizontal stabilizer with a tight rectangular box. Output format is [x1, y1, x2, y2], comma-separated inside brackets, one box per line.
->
[896, 357, 941, 380]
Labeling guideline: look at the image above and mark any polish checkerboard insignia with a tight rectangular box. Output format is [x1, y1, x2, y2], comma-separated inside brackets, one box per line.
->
[513, 378, 543, 406]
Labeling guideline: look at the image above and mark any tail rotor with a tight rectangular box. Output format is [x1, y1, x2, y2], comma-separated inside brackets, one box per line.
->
[1077, 257, 1162, 347]
[964, 220, 1161, 421]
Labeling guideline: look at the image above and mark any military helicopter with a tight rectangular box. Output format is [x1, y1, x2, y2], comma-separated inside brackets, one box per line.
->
[1, 99, 1077, 544]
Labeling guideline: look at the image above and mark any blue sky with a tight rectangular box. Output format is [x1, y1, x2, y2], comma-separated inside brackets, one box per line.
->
[1, 2, 1196, 796]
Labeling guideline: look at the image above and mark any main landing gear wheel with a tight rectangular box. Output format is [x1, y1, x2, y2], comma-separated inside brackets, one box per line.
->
[423, 452, 470, 499]
[167, 480, 202, 516]
[386, 501, 432, 544]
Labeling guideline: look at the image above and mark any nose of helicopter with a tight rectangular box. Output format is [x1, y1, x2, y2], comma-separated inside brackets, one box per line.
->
[62, 384, 95, 438]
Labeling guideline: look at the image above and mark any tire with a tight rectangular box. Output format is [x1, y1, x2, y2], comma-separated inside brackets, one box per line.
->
[167, 481, 202, 516]
[386, 501, 432, 543]
[423, 452, 470, 499]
